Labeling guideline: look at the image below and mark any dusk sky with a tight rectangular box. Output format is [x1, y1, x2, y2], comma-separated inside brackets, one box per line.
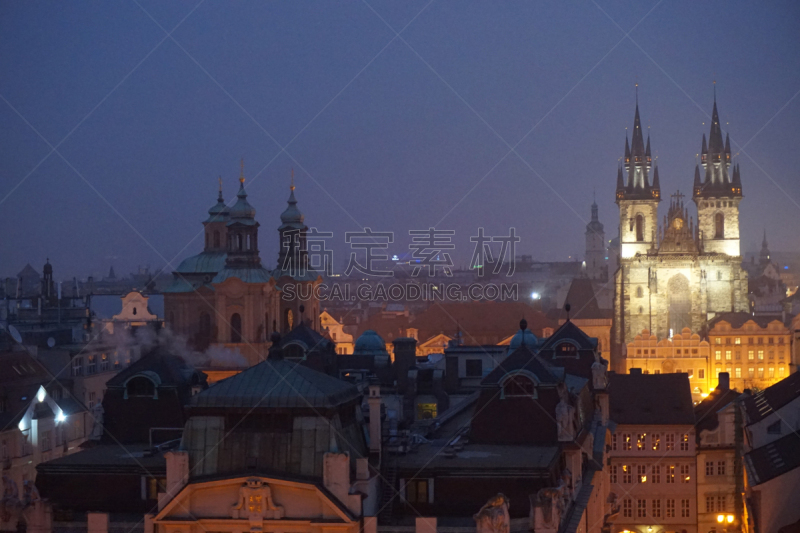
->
[1, 1, 799, 279]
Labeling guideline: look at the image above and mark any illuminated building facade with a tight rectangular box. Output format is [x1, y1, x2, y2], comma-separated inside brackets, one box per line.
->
[612, 98, 748, 371]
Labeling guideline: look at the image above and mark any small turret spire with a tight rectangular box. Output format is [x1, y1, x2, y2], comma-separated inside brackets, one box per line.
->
[652, 164, 660, 190]
[290, 168, 295, 192]
[239, 158, 245, 185]
[217, 176, 223, 201]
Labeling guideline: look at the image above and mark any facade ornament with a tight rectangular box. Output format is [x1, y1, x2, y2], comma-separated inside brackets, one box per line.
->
[591, 354, 608, 390]
[532, 469, 572, 533]
[231, 478, 284, 523]
[473, 493, 510, 533]
[555, 384, 576, 442]
[89, 401, 104, 441]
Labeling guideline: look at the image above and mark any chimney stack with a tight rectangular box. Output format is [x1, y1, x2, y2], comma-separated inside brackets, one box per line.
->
[717, 372, 730, 390]
[367, 382, 382, 462]
[393, 337, 417, 390]
[629, 367, 643, 376]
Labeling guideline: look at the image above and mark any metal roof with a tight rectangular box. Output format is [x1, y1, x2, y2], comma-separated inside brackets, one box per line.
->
[174, 252, 227, 274]
[190, 358, 360, 410]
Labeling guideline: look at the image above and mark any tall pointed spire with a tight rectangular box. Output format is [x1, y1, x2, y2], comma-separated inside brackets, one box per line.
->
[624, 134, 631, 161]
[645, 135, 651, 159]
[701, 134, 708, 156]
[631, 103, 646, 160]
[616, 164, 624, 191]
[652, 164, 660, 190]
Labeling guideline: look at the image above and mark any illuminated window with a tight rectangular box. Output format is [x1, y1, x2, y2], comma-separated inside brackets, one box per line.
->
[680, 433, 690, 451]
[735, 337, 741, 345]
[768, 367, 775, 379]
[715, 350, 722, 360]
[758, 367, 764, 378]
[725, 350, 732, 361]
[748, 368, 755, 379]
[748, 350, 754, 360]
[622, 434, 632, 451]
[652, 434, 660, 451]
[680, 464, 691, 483]
[715, 337, 721, 345]
[652, 465, 661, 483]
[665, 434, 675, 451]
[405, 479, 431, 504]
[666, 465, 675, 484]
[622, 464, 632, 484]
[416, 403, 437, 420]
[779, 367, 786, 378]
[638, 464, 647, 483]
[735, 367, 741, 378]
[637, 434, 646, 450]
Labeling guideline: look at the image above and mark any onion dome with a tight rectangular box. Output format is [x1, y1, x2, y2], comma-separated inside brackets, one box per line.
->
[229, 162, 256, 221]
[508, 318, 538, 350]
[280, 172, 304, 228]
[205, 178, 229, 222]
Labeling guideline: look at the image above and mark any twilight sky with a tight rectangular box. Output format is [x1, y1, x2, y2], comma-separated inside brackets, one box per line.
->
[1, 0, 799, 280]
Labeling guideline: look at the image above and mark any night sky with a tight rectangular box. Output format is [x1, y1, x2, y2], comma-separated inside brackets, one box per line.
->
[1, 1, 799, 279]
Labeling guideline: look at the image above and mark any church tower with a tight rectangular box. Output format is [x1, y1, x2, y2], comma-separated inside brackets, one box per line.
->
[224, 162, 261, 269]
[616, 101, 661, 258]
[585, 199, 607, 280]
[692, 94, 742, 257]
[203, 179, 229, 253]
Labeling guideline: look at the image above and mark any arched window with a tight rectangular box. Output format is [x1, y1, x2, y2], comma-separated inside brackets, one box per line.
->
[283, 344, 305, 361]
[230, 313, 242, 343]
[237, 234, 243, 251]
[636, 286, 643, 298]
[247, 234, 251, 250]
[715, 213, 724, 238]
[283, 309, 294, 333]
[213, 231, 220, 248]
[502, 375, 536, 398]
[126, 377, 156, 399]
[635, 215, 644, 242]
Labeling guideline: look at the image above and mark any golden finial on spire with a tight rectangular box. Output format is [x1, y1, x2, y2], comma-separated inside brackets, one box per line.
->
[239, 158, 245, 184]
[290, 168, 295, 191]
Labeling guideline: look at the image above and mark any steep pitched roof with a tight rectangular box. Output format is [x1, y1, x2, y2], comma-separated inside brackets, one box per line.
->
[481, 345, 562, 386]
[744, 431, 800, 485]
[741, 371, 800, 425]
[190, 358, 360, 410]
[548, 278, 611, 320]
[609, 373, 695, 425]
[708, 311, 788, 330]
[694, 387, 741, 435]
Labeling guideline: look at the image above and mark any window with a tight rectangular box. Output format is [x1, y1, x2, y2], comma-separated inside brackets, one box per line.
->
[146, 477, 166, 500]
[623, 498, 632, 518]
[717, 460, 726, 475]
[405, 479, 432, 504]
[41, 430, 52, 452]
[748, 337, 754, 344]
[768, 367, 775, 378]
[622, 464, 632, 484]
[100, 353, 109, 372]
[717, 495, 726, 512]
[725, 350, 732, 361]
[749, 368, 755, 378]
[716, 337, 722, 345]
[635, 215, 644, 242]
[666, 499, 675, 518]
[637, 499, 647, 518]
[767, 421, 781, 435]
[72, 357, 83, 376]
[680, 464, 691, 483]
[610, 465, 618, 483]
[652, 499, 662, 518]
[652, 433, 661, 451]
[706, 496, 715, 513]
[779, 367, 786, 378]
[417, 403, 437, 420]
[230, 313, 242, 343]
[622, 434, 632, 451]
[735, 351, 741, 360]
[681, 499, 691, 518]
[88, 392, 96, 408]
[715, 350, 721, 360]
[637, 434, 646, 451]
[748, 350, 754, 360]
[126, 377, 156, 398]
[87, 355, 96, 375]
[638, 464, 647, 483]
[502, 375, 536, 397]
[651, 465, 660, 483]
[611, 434, 617, 451]
[735, 367, 742, 378]
[706, 461, 714, 476]
[213, 231, 220, 248]
[758, 367, 764, 378]
[666, 465, 675, 484]
[465, 359, 483, 377]
[735, 337, 741, 345]
[636, 286, 643, 298]
[680, 433, 690, 451]
[714, 213, 724, 238]
[699, 369, 705, 379]
[758, 350, 764, 360]
[665, 433, 675, 451]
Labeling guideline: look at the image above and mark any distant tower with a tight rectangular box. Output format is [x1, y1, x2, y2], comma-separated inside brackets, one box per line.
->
[225, 161, 261, 268]
[692, 91, 742, 257]
[42, 259, 54, 300]
[585, 198, 607, 280]
[204, 177, 230, 253]
[759, 230, 770, 265]
[616, 99, 661, 259]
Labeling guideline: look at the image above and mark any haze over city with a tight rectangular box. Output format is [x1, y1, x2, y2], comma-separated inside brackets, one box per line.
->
[1, 1, 799, 279]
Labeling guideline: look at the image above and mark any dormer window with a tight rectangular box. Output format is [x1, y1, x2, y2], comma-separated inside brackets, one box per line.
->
[555, 342, 578, 357]
[501, 374, 536, 398]
[125, 376, 157, 399]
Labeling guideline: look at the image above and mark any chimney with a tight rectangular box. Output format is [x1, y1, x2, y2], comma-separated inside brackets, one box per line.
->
[161, 451, 189, 510]
[717, 372, 730, 390]
[367, 383, 382, 461]
[629, 367, 643, 376]
[393, 337, 417, 390]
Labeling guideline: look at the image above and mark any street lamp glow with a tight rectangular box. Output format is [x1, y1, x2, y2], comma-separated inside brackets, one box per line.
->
[37, 387, 46, 403]
[56, 411, 66, 423]
[727, 515, 734, 524]
[717, 515, 725, 523]
[530, 292, 540, 300]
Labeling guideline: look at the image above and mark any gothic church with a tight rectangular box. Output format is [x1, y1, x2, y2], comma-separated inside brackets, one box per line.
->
[611, 97, 748, 371]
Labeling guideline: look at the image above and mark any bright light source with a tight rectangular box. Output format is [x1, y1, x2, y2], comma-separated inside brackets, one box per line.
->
[717, 515, 725, 523]
[37, 387, 45, 403]
[727, 515, 734, 524]
[18, 420, 25, 431]
[56, 411, 66, 423]
[701, 393, 709, 398]
[531, 292, 540, 300]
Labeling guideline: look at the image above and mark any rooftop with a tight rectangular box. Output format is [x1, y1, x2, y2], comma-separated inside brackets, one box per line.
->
[741, 371, 800, 425]
[609, 372, 695, 426]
